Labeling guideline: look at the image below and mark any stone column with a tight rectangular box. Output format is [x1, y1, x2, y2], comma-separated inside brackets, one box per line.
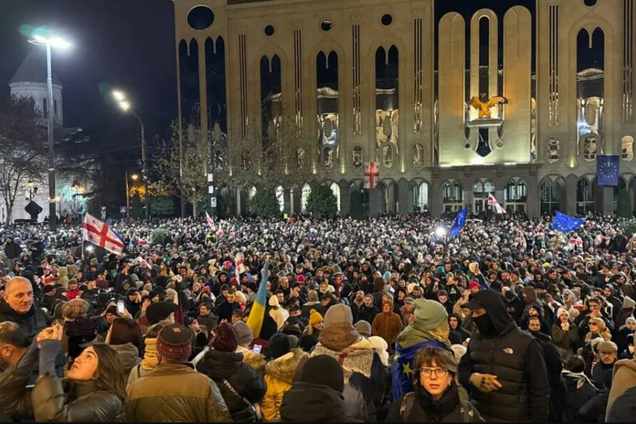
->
[565, 174, 577, 215]
[339, 180, 350, 216]
[236, 188, 242, 216]
[284, 189, 292, 215]
[526, 181, 539, 217]
[598, 186, 614, 216]
[398, 179, 411, 214]
[463, 190, 474, 213]
[369, 186, 385, 216]
[431, 181, 442, 217]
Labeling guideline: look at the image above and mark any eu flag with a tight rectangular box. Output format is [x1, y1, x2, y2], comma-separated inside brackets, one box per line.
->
[449, 208, 468, 238]
[597, 155, 620, 186]
[391, 339, 447, 400]
[551, 211, 586, 233]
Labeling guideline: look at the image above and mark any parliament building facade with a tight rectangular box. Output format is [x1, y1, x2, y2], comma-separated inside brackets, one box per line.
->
[172, 0, 636, 217]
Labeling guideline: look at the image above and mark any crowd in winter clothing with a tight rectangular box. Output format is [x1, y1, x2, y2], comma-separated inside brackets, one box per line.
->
[1, 212, 636, 422]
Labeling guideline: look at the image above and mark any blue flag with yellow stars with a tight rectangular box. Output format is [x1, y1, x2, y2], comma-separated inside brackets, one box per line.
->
[391, 339, 447, 400]
[551, 211, 586, 233]
[597, 155, 619, 186]
[449, 207, 468, 238]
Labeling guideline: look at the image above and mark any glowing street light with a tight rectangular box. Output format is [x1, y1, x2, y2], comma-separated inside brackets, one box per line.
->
[435, 226, 447, 238]
[119, 101, 131, 111]
[27, 30, 72, 232]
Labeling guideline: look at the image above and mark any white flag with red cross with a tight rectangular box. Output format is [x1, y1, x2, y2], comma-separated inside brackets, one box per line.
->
[364, 162, 380, 189]
[487, 194, 507, 214]
[205, 211, 215, 230]
[235, 252, 246, 276]
[82, 214, 124, 255]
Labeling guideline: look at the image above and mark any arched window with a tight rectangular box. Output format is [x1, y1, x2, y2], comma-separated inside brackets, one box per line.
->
[473, 179, 495, 213]
[577, 178, 595, 215]
[504, 179, 527, 213]
[301, 184, 311, 213]
[413, 182, 429, 212]
[275, 186, 284, 212]
[330, 182, 341, 213]
[539, 179, 562, 216]
[442, 180, 463, 213]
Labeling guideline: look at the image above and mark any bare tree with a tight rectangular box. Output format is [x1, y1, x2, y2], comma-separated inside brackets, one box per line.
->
[0, 96, 47, 224]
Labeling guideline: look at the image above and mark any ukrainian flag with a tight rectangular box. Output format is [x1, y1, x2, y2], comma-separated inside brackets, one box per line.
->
[247, 262, 270, 338]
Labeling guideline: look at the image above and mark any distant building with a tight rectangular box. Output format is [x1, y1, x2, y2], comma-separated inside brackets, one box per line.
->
[173, 0, 636, 217]
[1, 48, 88, 224]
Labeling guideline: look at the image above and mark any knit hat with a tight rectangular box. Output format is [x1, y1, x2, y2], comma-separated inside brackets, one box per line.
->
[450, 344, 468, 361]
[213, 323, 238, 352]
[157, 324, 193, 360]
[624, 296, 635, 309]
[626, 316, 636, 326]
[62, 299, 90, 321]
[299, 355, 345, 393]
[597, 340, 618, 353]
[233, 321, 253, 346]
[469, 281, 480, 290]
[309, 309, 323, 326]
[323, 304, 353, 328]
[146, 302, 178, 325]
[354, 320, 372, 337]
[43, 285, 56, 294]
[412, 298, 448, 330]
[268, 333, 291, 359]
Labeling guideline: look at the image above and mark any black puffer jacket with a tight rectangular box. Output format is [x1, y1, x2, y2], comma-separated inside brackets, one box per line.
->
[561, 371, 597, 422]
[31, 376, 123, 422]
[0, 301, 49, 338]
[196, 349, 267, 422]
[459, 290, 550, 422]
[280, 382, 361, 422]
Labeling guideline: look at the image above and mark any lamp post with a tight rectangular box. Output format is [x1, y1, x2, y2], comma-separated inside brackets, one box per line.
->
[27, 180, 34, 201]
[28, 33, 71, 232]
[112, 91, 149, 222]
[125, 172, 139, 218]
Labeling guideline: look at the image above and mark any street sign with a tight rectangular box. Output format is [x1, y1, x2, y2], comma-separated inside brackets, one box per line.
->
[207, 174, 214, 183]
[208, 186, 215, 194]
[210, 197, 217, 207]
[120, 206, 127, 214]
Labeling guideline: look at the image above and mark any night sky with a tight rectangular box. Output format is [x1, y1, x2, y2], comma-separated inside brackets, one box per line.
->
[0, 0, 176, 141]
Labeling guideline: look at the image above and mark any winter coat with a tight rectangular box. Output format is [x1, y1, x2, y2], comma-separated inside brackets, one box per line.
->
[551, 321, 580, 358]
[31, 376, 123, 422]
[125, 363, 231, 422]
[356, 304, 379, 326]
[311, 336, 386, 422]
[4, 240, 22, 259]
[561, 371, 597, 422]
[110, 343, 141, 377]
[0, 342, 38, 420]
[458, 290, 550, 422]
[449, 314, 472, 343]
[386, 383, 484, 422]
[237, 346, 268, 376]
[616, 326, 635, 358]
[371, 310, 402, 353]
[0, 301, 50, 338]
[616, 297, 634, 328]
[607, 385, 636, 422]
[197, 349, 267, 423]
[280, 382, 361, 422]
[196, 313, 218, 331]
[262, 349, 307, 422]
[606, 356, 636, 420]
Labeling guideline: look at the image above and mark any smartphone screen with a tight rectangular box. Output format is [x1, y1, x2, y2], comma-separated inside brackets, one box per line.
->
[253, 344, 262, 354]
[117, 300, 125, 315]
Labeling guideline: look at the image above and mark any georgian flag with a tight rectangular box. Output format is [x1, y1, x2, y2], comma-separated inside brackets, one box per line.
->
[205, 211, 215, 229]
[82, 214, 124, 255]
[487, 194, 506, 214]
[235, 252, 246, 276]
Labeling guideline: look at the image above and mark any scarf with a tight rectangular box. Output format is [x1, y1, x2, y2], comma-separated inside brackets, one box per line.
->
[397, 320, 451, 349]
[141, 338, 159, 371]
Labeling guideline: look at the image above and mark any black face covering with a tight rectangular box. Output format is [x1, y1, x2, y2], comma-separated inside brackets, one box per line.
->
[474, 313, 498, 337]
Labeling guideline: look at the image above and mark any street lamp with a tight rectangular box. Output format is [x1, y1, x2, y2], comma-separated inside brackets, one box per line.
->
[125, 172, 139, 218]
[27, 180, 34, 201]
[28, 31, 72, 232]
[111, 90, 149, 221]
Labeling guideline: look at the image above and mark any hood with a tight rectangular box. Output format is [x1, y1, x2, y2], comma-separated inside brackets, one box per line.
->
[265, 348, 307, 384]
[623, 296, 635, 309]
[561, 370, 595, 392]
[197, 349, 242, 380]
[471, 290, 514, 334]
[614, 357, 636, 379]
[110, 342, 140, 371]
[239, 348, 267, 374]
[604, 284, 616, 297]
[522, 286, 537, 304]
[279, 382, 348, 422]
[449, 313, 463, 329]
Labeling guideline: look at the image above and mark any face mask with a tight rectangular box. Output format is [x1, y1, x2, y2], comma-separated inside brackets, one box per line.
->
[474, 313, 498, 338]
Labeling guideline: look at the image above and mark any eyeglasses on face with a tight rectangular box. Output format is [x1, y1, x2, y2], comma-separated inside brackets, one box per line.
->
[419, 368, 449, 378]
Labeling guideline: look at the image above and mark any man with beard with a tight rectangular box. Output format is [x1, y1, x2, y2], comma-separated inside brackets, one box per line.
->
[459, 290, 549, 422]
[503, 287, 525, 324]
[350, 290, 365, 322]
[357, 294, 379, 325]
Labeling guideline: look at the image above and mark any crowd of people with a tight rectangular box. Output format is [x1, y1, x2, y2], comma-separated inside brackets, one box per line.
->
[1, 212, 636, 422]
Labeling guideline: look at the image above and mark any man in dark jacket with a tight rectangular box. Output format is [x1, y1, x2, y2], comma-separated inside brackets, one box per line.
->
[3, 236, 22, 265]
[459, 290, 550, 422]
[0, 277, 49, 338]
[604, 284, 623, 323]
[356, 294, 379, 324]
[0, 322, 37, 420]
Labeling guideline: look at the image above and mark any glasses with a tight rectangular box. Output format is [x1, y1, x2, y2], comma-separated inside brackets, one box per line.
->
[419, 368, 449, 378]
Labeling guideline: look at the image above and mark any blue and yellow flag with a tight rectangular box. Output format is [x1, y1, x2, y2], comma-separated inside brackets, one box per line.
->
[391, 339, 447, 400]
[449, 208, 468, 238]
[551, 211, 586, 233]
[246, 262, 270, 338]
